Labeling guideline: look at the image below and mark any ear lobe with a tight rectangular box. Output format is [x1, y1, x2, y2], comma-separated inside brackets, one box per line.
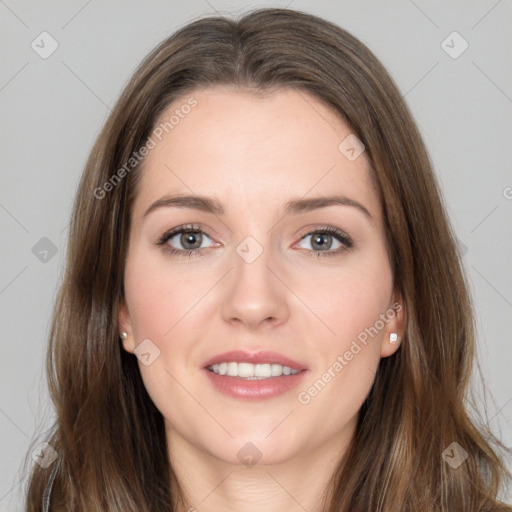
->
[380, 291, 406, 358]
[118, 300, 135, 353]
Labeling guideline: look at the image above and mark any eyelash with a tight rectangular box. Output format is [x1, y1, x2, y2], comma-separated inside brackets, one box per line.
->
[156, 223, 353, 259]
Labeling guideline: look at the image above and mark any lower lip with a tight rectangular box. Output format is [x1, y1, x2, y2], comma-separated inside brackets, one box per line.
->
[203, 368, 309, 400]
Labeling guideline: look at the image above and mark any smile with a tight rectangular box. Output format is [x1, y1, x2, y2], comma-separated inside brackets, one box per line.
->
[207, 362, 301, 379]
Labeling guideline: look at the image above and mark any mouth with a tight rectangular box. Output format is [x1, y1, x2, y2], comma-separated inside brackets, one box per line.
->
[202, 350, 308, 400]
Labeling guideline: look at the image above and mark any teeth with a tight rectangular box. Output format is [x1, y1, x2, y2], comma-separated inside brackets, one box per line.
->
[208, 362, 300, 379]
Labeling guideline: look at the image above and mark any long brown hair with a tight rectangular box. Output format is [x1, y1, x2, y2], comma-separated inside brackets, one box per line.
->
[23, 7, 511, 511]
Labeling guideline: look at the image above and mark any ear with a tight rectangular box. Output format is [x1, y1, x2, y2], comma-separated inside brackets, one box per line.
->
[380, 288, 406, 358]
[118, 299, 135, 354]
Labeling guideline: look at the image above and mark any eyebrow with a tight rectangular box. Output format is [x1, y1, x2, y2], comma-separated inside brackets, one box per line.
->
[143, 193, 373, 221]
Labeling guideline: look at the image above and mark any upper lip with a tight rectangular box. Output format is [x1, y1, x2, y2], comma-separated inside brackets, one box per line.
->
[203, 350, 308, 371]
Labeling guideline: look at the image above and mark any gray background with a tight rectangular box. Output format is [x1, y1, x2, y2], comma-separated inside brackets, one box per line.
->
[1, 0, 511, 509]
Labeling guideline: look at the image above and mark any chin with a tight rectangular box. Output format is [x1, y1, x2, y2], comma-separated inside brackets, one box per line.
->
[204, 434, 299, 467]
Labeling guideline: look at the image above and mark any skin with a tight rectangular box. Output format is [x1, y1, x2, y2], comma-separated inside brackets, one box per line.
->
[119, 85, 405, 512]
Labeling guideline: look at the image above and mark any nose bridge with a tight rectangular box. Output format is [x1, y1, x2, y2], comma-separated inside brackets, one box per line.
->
[234, 234, 272, 286]
[220, 233, 289, 328]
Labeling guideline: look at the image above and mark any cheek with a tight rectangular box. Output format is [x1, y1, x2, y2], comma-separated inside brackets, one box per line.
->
[124, 249, 209, 339]
[299, 248, 394, 347]
[292, 257, 392, 441]
[122, 252, 205, 420]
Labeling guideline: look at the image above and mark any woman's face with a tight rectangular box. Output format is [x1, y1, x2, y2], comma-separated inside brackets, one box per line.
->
[119, 85, 404, 466]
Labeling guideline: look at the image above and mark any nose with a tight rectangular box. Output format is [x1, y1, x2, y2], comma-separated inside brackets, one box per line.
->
[220, 240, 291, 330]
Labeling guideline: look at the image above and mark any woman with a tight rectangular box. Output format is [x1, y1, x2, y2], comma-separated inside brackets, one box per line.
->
[24, 7, 511, 511]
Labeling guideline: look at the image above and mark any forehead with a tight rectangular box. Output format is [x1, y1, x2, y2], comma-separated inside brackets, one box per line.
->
[132, 85, 378, 221]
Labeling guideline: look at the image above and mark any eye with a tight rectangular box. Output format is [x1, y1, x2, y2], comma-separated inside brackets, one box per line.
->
[169, 230, 213, 251]
[157, 224, 217, 256]
[296, 227, 352, 256]
[156, 224, 352, 258]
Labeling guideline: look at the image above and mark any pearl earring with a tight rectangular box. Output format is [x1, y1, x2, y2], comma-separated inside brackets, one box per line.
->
[389, 332, 398, 343]
[120, 332, 127, 339]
